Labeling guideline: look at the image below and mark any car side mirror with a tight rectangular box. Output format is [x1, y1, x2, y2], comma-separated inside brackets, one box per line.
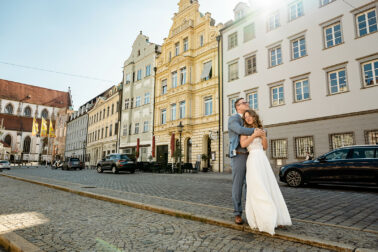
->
[318, 156, 326, 162]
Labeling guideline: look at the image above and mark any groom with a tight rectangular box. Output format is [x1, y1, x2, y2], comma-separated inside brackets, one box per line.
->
[228, 98, 263, 224]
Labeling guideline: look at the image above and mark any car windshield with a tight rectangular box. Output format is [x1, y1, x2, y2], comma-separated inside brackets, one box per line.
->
[119, 155, 130, 160]
[325, 149, 349, 160]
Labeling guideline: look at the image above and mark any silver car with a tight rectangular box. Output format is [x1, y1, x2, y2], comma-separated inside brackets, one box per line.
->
[0, 160, 11, 171]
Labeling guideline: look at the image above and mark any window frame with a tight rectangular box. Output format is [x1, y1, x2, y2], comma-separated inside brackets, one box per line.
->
[204, 96, 213, 116]
[294, 136, 314, 159]
[228, 61, 239, 82]
[288, 0, 304, 22]
[269, 45, 282, 67]
[329, 132, 355, 150]
[271, 139, 288, 159]
[270, 84, 285, 107]
[228, 32, 238, 50]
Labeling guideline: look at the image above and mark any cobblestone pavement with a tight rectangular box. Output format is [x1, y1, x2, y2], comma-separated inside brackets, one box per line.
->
[1, 167, 378, 250]
[0, 176, 332, 252]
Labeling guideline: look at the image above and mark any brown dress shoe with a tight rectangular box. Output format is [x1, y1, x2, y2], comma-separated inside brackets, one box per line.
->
[235, 215, 243, 225]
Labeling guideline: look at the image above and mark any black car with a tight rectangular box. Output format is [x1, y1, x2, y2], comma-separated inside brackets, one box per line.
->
[279, 145, 378, 187]
[97, 154, 136, 174]
[62, 158, 84, 170]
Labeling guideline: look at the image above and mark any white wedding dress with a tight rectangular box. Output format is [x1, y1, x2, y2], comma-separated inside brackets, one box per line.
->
[245, 137, 292, 235]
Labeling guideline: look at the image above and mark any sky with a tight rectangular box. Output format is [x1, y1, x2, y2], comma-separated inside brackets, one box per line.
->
[0, 0, 242, 110]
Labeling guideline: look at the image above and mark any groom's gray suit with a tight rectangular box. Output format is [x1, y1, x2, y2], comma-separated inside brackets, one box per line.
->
[228, 113, 255, 216]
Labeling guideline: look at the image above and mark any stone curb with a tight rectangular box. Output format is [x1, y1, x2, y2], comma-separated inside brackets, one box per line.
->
[0, 174, 368, 252]
[0, 231, 43, 252]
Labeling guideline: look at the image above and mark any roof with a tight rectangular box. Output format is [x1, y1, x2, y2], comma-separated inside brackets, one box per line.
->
[0, 114, 54, 133]
[0, 79, 71, 108]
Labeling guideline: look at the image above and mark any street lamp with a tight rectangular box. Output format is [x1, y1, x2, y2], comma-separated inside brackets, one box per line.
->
[177, 121, 184, 173]
[83, 139, 87, 169]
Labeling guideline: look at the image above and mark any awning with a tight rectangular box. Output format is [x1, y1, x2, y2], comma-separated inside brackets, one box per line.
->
[152, 136, 155, 158]
[200, 61, 212, 80]
[136, 138, 140, 158]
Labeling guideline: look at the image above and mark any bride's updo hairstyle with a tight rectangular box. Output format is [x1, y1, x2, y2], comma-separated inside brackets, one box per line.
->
[243, 109, 263, 129]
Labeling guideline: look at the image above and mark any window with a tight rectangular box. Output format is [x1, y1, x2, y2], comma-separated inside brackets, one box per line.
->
[271, 139, 288, 158]
[245, 55, 256, 75]
[161, 109, 167, 124]
[145, 65, 151, 77]
[294, 79, 310, 101]
[116, 101, 119, 112]
[201, 61, 212, 81]
[125, 98, 129, 109]
[175, 42, 180, 56]
[143, 121, 149, 132]
[103, 109, 105, 119]
[180, 67, 186, 85]
[123, 124, 127, 136]
[324, 22, 343, 48]
[268, 12, 280, 31]
[136, 96, 141, 107]
[229, 97, 237, 115]
[171, 104, 176, 121]
[228, 62, 239, 81]
[244, 23, 255, 42]
[24, 107, 31, 117]
[41, 109, 49, 119]
[99, 111, 102, 120]
[247, 92, 258, 110]
[330, 133, 354, 149]
[365, 130, 378, 144]
[183, 38, 188, 52]
[137, 69, 142, 81]
[356, 9, 377, 37]
[179, 101, 185, 119]
[105, 126, 108, 137]
[204, 97, 213, 116]
[130, 98, 134, 109]
[128, 124, 132, 135]
[109, 124, 113, 137]
[126, 73, 131, 84]
[291, 37, 306, 59]
[320, 0, 335, 7]
[328, 68, 348, 94]
[5, 104, 13, 114]
[101, 128, 104, 139]
[168, 52, 172, 62]
[200, 34, 204, 47]
[107, 107, 110, 116]
[172, 71, 178, 88]
[144, 92, 150, 104]
[295, 136, 314, 158]
[162, 79, 167, 94]
[271, 85, 284, 106]
[325, 149, 350, 160]
[112, 104, 114, 114]
[289, 0, 304, 21]
[351, 148, 376, 159]
[228, 32, 238, 50]
[362, 59, 378, 87]
[269, 46, 282, 67]
[135, 123, 139, 134]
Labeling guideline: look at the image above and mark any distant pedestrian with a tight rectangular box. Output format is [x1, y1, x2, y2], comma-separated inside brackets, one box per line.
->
[305, 152, 312, 160]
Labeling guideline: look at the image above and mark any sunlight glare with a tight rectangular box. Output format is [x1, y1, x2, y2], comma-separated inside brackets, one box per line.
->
[0, 212, 49, 234]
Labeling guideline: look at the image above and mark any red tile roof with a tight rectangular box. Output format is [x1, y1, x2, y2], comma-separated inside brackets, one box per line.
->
[0, 114, 54, 133]
[0, 79, 71, 108]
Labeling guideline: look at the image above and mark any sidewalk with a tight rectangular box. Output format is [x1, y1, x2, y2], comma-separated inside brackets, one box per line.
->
[1, 170, 377, 251]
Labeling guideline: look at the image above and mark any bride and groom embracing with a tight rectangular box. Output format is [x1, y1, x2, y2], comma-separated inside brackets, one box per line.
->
[228, 98, 292, 235]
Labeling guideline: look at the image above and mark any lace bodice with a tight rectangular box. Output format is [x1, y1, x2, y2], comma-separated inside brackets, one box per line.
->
[247, 137, 263, 152]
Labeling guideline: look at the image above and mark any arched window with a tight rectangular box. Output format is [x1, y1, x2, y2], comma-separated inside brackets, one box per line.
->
[24, 107, 32, 117]
[41, 109, 48, 119]
[4, 135, 12, 147]
[23, 136, 31, 153]
[5, 104, 13, 114]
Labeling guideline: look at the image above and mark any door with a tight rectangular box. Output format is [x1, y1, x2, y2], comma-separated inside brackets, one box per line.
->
[345, 147, 377, 183]
[157, 145, 168, 164]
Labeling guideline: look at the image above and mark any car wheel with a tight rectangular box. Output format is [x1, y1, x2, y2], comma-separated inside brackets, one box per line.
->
[97, 165, 103, 173]
[112, 166, 118, 174]
[285, 170, 303, 187]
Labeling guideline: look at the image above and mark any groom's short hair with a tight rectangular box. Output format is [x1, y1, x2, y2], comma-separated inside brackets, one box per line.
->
[234, 98, 244, 110]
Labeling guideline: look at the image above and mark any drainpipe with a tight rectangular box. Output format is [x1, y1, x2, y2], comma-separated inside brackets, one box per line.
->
[217, 34, 224, 173]
[153, 66, 157, 137]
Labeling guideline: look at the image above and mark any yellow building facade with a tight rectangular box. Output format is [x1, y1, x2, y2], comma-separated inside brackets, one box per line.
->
[154, 0, 223, 171]
[87, 85, 121, 167]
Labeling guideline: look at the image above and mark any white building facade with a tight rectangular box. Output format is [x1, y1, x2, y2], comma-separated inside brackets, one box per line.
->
[119, 32, 161, 161]
[222, 0, 378, 172]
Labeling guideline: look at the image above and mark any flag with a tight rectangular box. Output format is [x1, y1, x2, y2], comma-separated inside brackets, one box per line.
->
[40, 118, 47, 137]
[32, 117, 39, 136]
[49, 120, 56, 138]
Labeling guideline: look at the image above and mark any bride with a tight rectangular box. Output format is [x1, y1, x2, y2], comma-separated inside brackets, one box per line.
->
[240, 109, 292, 235]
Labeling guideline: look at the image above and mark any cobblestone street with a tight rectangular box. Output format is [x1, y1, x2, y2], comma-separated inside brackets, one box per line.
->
[0, 175, 331, 251]
[1, 167, 378, 251]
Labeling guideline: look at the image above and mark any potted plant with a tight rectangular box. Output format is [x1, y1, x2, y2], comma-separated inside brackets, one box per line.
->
[173, 149, 183, 173]
[201, 154, 210, 172]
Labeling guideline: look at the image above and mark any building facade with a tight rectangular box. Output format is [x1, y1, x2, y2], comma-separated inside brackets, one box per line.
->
[222, 0, 378, 173]
[87, 85, 121, 167]
[154, 0, 223, 171]
[53, 107, 74, 161]
[119, 32, 161, 161]
[0, 79, 71, 162]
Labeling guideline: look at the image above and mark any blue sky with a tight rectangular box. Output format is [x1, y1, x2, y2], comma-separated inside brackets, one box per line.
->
[0, 0, 240, 109]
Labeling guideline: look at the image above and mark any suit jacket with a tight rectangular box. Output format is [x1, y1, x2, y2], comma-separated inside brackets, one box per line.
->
[228, 113, 255, 158]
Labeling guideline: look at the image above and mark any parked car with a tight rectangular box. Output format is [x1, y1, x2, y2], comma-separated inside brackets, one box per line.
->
[62, 158, 84, 170]
[0, 160, 11, 171]
[97, 154, 136, 174]
[279, 145, 378, 187]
